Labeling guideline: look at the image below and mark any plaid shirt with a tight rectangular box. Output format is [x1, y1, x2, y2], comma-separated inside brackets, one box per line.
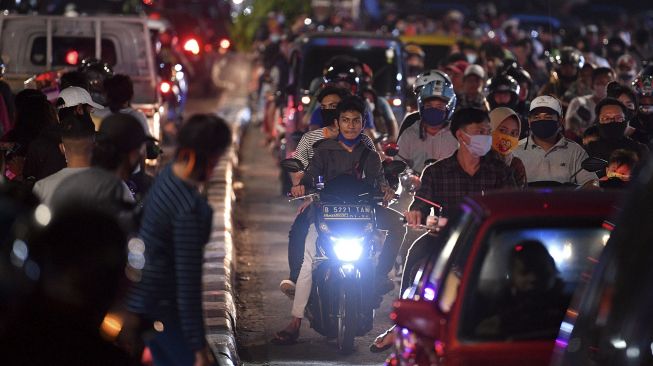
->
[410, 150, 517, 217]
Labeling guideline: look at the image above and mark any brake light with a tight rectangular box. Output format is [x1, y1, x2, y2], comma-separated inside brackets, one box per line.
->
[65, 50, 79, 65]
[160, 81, 172, 94]
[219, 38, 231, 49]
[183, 38, 201, 55]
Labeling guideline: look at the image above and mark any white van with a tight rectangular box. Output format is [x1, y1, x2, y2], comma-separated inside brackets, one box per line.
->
[0, 14, 162, 140]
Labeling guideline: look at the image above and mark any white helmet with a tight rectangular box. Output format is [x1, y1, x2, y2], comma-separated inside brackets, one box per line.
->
[413, 70, 457, 120]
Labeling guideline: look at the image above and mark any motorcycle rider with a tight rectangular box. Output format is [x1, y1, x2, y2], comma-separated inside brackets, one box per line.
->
[486, 73, 520, 112]
[457, 64, 487, 111]
[630, 65, 653, 145]
[565, 67, 615, 141]
[272, 95, 397, 345]
[539, 47, 585, 104]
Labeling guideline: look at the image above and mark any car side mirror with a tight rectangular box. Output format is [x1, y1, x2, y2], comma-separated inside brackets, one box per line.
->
[391, 299, 444, 339]
[581, 157, 608, 173]
[280, 158, 305, 173]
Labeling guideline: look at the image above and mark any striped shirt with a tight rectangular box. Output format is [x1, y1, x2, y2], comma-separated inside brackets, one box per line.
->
[126, 164, 212, 351]
[293, 128, 376, 168]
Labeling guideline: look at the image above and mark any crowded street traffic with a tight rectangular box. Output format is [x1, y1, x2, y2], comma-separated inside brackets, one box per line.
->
[2, 1, 653, 366]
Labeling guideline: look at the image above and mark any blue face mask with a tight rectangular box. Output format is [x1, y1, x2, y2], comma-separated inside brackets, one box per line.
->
[338, 133, 362, 147]
[420, 108, 447, 126]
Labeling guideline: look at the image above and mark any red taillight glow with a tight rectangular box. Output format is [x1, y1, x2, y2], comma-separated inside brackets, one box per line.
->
[183, 38, 201, 55]
[65, 50, 79, 65]
[160, 81, 172, 94]
[219, 38, 231, 49]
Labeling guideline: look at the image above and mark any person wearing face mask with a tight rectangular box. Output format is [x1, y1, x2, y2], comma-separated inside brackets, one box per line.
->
[565, 67, 615, 142]
[514, 96, 597, 185]
[615, 54, 639, 87]
[396, 70, 460, 174]
[584, 98, 648, 166]
[456, 64, 488, 111]
[489, 107, 527, 187]
[606, 82, 639, 138]
[630, 66, 653, 146]
[361, 86, 398, 141]
[371, 108, 516, 353]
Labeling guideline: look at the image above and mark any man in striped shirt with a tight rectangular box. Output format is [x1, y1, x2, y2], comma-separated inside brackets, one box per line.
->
[126, 115, 231, 366]
[280, 86, 376, 296]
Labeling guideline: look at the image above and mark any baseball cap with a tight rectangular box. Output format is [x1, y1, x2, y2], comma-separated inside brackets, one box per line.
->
[57, 86, 104, 110]
[464, 64, 486, 79]
[529, 95, 563, 116]
[59, 115, 95, 139]
[97, 113, 156, 153]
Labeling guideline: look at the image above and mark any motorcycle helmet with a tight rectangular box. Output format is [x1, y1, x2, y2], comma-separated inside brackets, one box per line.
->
[485, 74, 520, 110]
[632, 65, 653, 98]
[550, 46, 585, 70]
[323, 59, 362, 94]
[405, 43, 425, 59]
[414, 70, 457, 120]
[77, 58, 114, 105]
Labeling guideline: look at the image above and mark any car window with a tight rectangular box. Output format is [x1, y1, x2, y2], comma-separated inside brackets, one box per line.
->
[301, 40, 401, 96]
[30, 36, 117, 67]
[459, 224, 608, 342]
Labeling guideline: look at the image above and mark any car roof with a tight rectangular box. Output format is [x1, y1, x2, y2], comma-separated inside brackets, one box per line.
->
[463, 189, 621, 221]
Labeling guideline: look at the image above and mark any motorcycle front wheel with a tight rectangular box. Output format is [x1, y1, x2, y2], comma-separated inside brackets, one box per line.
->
[337, 279, 359, 354]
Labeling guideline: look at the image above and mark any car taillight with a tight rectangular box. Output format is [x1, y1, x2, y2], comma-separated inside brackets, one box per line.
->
[219, 38, 231, 49]
[65, 50, 79, 65]
[160, 81, 172, 94]
[183, 38, 201, 55]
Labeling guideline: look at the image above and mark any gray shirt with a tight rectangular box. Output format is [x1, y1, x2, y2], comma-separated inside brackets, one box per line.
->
[33, 167, 89, 206]
[513, 135, 597, 185]
[396, 122, 459, 174]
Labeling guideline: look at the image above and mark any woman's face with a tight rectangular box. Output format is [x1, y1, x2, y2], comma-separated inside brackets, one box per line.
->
[497, 116, 520, 138]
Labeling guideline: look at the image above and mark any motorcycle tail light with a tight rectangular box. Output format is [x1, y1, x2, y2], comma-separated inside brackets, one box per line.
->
[159, 81, 172, 94]
[183, 38, 201, 55]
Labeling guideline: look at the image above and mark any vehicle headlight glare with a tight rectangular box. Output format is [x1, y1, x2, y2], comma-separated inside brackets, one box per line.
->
[319, 222, 330, 233]
[332, 237, 364, 262]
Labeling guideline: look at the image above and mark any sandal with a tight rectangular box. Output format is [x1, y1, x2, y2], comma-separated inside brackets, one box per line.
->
[369, 326, 395, 353]
[271, 330, 299, 345]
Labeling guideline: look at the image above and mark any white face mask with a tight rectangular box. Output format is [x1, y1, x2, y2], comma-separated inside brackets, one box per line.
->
[462, 131, 492, 158]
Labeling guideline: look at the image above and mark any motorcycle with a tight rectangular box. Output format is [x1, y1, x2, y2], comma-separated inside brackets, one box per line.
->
[281, 158, 401, 353]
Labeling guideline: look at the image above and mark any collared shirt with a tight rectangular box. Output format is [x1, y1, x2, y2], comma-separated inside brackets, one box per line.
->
[396, 121, 459, 174]
[410, 150, 516, 216]
[513, 135, 597, 185]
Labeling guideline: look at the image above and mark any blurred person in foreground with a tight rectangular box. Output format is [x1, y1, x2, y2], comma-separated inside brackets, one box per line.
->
[599, 149, 638, 189]
[124, 114, 232, 366]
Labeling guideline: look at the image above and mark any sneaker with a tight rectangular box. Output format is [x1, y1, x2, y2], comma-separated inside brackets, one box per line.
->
[279, 279, 296, 299]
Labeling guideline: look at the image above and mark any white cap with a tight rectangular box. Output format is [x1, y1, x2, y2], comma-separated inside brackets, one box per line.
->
[464, 64, 485, 79]
[57, 86, 104, 110]
[529, 95, 562, 116]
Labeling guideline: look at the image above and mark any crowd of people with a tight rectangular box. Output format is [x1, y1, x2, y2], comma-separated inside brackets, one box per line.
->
[0, 59, 232, 365]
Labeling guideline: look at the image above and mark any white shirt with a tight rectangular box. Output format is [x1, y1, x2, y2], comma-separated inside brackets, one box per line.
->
[396, 122, 459, 174]
[513, 135, 597, 185]
[33, 167, 90, 206]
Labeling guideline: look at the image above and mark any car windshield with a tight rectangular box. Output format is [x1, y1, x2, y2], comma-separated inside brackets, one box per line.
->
[300, 39, 402, 96]
[30, 36, 117, 67]
[456, 224, 608, 342]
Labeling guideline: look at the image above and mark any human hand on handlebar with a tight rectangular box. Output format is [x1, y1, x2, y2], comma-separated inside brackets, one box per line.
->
[291, 184, 306, 198]
[404, 210, 422, 227]
[382, 186, 396, 206]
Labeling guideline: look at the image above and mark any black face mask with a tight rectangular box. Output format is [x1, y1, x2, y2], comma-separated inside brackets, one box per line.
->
[598, 122, 626, 141]
[530, 119, 560, 139]
[321, 109, 339, 127]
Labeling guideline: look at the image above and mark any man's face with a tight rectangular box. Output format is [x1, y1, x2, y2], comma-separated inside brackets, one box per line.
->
[422, 98, 447, 110]
[462, 75, 483, 95]
[592, 73, 613, 98]
[457, 120, 491, 145]
[320, 94, 341, 110]
[493, 91, 512, 105]
[529, 110, 559, 124]
[598, 104, 625, 125]
[337, 110, 363, 139]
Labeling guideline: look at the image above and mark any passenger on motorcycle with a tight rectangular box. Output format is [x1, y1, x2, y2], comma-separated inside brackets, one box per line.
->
[272, 95, 400, 345]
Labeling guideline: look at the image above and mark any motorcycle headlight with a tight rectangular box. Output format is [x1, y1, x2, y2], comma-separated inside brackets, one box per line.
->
[332, 237, 364, 262]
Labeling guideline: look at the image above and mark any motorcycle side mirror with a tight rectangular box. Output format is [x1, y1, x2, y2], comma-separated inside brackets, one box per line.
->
[424, 159, 437, 166]
[280, 158, 305, 173]
[374, 133, 389, 144]
[391, 299, 444, 339]
[581, 157, 609, 173]
[400, 171, 422, 194]
[383, 143, 400, 157]
[385, 160, 407, 176]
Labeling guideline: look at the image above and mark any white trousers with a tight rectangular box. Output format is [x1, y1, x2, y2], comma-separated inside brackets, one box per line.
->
[291, 224, 318, 318]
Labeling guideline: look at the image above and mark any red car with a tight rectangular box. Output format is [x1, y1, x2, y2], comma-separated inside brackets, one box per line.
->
[386, 190, 619, 366]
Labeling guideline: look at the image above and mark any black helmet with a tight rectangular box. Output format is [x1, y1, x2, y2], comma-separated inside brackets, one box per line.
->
[550, 46, 585, 70]
[485, 74, 520, 109]
[500, 60, 533, 86]
[323, 59, 362, 93]
[632, 65, 653, 98]
[77, 58, 114, 105]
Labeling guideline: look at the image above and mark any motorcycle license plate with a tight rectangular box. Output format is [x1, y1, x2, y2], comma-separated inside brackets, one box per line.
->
[322, 205, 373, 220]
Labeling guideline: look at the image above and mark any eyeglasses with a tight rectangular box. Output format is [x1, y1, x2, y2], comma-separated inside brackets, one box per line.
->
[599, 114, 625, 123]
[320, 103, 338, 110]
